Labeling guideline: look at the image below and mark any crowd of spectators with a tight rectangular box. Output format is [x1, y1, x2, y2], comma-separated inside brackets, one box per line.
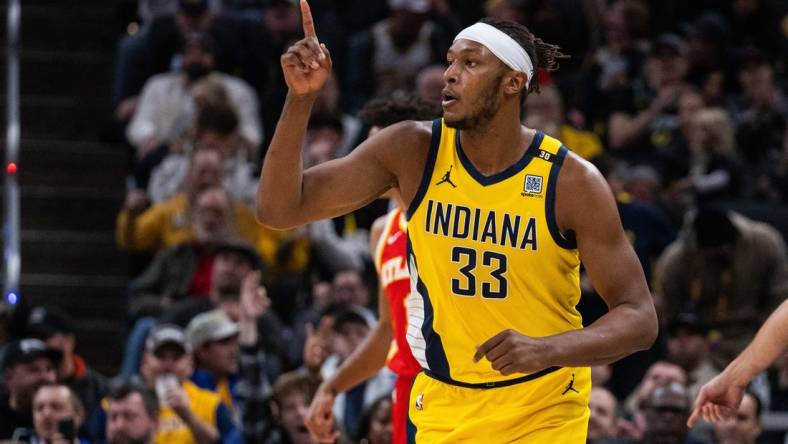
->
[1, 0, 787, 442]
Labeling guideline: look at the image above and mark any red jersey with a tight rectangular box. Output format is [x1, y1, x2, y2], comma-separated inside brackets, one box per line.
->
[374, 208, 422, 377]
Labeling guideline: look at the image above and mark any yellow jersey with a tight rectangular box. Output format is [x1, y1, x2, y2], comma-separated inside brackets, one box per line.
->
[405, 119, 583, 385]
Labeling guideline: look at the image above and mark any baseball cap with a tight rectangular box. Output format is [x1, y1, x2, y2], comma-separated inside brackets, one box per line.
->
[332, 304, 375, 331]
[2, 338, 62, 370]
[652, 33, 687, 57]
[179, 0, 209, 16]
[145, 324, 190, 355]
[27, 306, 76, 339]
[388, 0, 431, 14]
[215, 240, 264, 272]
[186, 310, 239, 348]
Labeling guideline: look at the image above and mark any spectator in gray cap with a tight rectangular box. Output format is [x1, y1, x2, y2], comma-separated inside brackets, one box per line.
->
[0, 338, 60, 440]
[127, 323, 237, 444]
[187, 268, 274, 443]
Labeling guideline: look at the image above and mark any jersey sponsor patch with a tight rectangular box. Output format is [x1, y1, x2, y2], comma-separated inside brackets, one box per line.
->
[523, 175, 543, 195]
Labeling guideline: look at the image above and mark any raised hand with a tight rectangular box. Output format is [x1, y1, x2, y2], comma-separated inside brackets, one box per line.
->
[280, 0, 332, 97]
[303, 316, 334, 372]
[240, 270, 270, 322]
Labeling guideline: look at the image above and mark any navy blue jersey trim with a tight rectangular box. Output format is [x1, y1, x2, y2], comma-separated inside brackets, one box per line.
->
[546, 145, 577, 249]
[406, 412, 418, 443]
[455, 130, 544, 186]
[423, 365, 562, 389]
[406, 119, 442, 220]
[406, 234, 451, 376]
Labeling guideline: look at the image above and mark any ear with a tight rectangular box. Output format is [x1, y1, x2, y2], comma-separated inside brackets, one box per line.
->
[503, 71, 528, 97]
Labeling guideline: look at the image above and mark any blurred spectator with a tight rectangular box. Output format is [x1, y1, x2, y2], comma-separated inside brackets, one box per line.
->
[303, 115, 371, 274]
[148, 102, 258, 205]
[483, 0, 527, 24]
[0, 339, 60, 440]
[582, 0, 650, 128]
[622, 361, 686, 439]
[656, 208, 788, 363]
[588, 387, 620, 443]
[591, 365, 612, 388]
[130, 187, 239, 312]
[126, 32, 261, 160]
[186, 278, 272, 443]
[105, 384, 159, 444]
[355, 395, 392, 444]
[30, 383, 88, 444]
[713, 391, 762, 444]
[524, 85, 603, 159]
[133, 324, 235, 443]
[27, 307, 109, 434]
[730, 47, 787, 171]
[312, 73, 362, 159]
[672, 108, 742, 205]
[682, 12, 732, 104]
[266, 371, 322, 444]
[344, 0, 455, 112]
[665, 313, 719, 401]
[415, 64, 445, 108]
[121, 242, 287, 387]
[654, 88, 705, 186]
[305, 305, 393, 439]
[624, 164, 661, 205]
[607, 33, 689, 160]
[591, 155, 676, 284]
[116, 148, 261, 254]
[641, 382, 704, 444]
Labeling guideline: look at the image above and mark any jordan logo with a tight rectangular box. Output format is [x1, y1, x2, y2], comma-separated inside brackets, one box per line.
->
[562, 374, 579, 395]
[436, 165, 457, 188]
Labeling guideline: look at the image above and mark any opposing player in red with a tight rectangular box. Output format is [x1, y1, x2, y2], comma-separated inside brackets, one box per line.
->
[305, 95, 439, 443]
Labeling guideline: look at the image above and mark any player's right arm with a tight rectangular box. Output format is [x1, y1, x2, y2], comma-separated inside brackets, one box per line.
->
[256, 0, 420, 230]
[688, 298, 788, 426]
[305, 215, 394, 442]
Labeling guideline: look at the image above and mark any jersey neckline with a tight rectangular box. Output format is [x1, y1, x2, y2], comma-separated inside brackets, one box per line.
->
[454, 128, 545, 187]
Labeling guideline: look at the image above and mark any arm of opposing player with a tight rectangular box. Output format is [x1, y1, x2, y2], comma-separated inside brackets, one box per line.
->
[546, 155, 658, 367]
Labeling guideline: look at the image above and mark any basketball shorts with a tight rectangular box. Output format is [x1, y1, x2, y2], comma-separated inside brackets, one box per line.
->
[406, 366, 590, 443]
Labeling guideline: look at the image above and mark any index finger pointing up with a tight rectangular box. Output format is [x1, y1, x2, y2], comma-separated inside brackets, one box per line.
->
[300, 0, 317, 39]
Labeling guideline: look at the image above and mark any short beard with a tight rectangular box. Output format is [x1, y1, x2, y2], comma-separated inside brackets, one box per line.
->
[444, 75, 504, 130]
[109, 431, 154, 444]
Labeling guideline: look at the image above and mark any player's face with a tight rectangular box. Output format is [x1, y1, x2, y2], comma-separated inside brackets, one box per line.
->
[442, 40, 508, 130]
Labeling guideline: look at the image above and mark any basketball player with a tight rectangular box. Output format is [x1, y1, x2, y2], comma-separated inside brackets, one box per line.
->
[688, 299, 788, 427]
[305, 95, 439, 444]
[257, 1, 658, 441]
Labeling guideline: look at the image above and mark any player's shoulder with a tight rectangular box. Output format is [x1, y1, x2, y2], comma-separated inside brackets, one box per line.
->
[368, 119, 435, 162]
[557, 150, 606, 192]
[377, 120, 434, 144]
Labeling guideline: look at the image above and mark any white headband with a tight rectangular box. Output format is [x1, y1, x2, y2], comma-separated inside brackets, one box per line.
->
[454, 22, 534, 87]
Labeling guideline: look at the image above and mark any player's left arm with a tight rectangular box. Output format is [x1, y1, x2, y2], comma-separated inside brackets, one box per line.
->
[475, 153, 657, 374]
[550, 153, 658, 366]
